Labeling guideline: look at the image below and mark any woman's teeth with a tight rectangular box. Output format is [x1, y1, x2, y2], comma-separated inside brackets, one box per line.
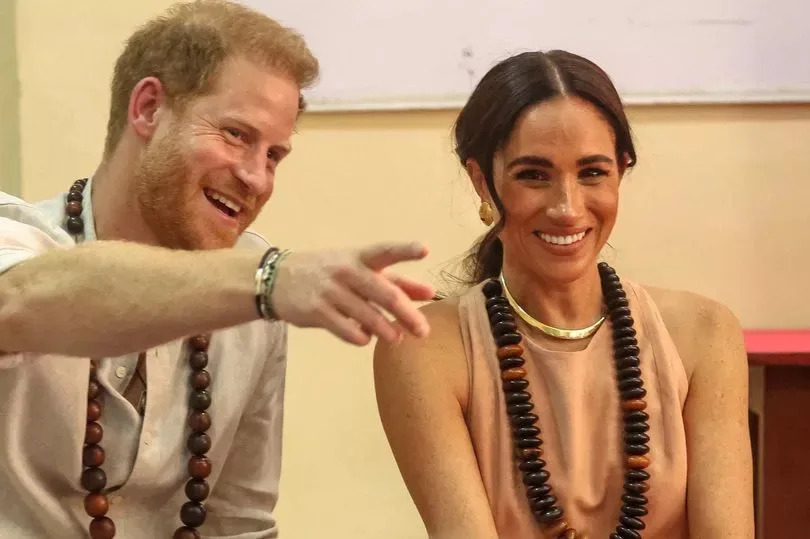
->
[539, 231, 586, 245]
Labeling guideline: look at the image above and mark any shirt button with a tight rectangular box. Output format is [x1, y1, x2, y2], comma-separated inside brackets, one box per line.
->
[115, 366, 127, 379]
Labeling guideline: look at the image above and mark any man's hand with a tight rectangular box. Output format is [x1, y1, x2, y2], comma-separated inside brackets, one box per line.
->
[270, 242, 435, 345]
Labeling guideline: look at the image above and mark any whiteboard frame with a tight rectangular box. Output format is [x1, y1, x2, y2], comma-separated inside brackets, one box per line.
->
[304, 91, 810, 113]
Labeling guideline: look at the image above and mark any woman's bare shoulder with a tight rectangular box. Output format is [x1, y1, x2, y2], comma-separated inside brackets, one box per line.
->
[373, 294, 470, 404]
[642, 285, 744, 378]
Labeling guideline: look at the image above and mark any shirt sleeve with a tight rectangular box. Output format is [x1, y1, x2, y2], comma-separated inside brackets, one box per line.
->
[0, 197, 71, 367]
[202, 323, 288, 538]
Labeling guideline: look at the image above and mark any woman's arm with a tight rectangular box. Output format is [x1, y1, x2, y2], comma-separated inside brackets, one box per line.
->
[656, 289, 755, 538]
[373, 300, 499, 539]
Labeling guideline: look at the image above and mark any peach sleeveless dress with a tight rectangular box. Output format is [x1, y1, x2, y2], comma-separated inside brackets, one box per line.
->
[458, 280, 689, 538]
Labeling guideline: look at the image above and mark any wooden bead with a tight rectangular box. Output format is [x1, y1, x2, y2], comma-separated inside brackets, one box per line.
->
[89, 516, 115, 539]
[85, 422, 103, 444]
[188, 456, 212, 479]
[67, 190, 83, 202]
[620, 515, 646, 530]
[500, 357, 526, 370]
[546, 519, 569, 536]
[624, 422, 649, 434]
[615, 344, 639, 358]
[516, 447, 543, 460]
[612, 327, 636, 339]
[530, 495, 556, 511]
[84, 493, 109, 518]
[81, 467, 107, 492]
[188, 411, 211, 432]
[614, 335, 637, 348]
[622, 493, 648, 506]
[189, 351, 208, 370]
[621, 387, 647, 400]
[190, 335, 210, 351]
[506, 402, 534, 414]
[516, 437, 542, 449]
[493, 320, 517, 333]
[625, 481, 649, 494]
[190, 370, 211, 390]
[611, 315, 634, 329]
[88, 381, 101, 400]
[622, 504, 648, 517]
[180, 501, 206, 527]
[625, 469, 650, 482]
[616, 366, 641, 380]
[66, 216, 84, 234]
[522, 470, 550, 486]
[187, 433, 212, 455]
[624, 433, 650, 445]
[66, 200, 83, 216]
[496, 333, 521, 347]
[618, 378, 643, 392]
[616, 356, 640, 369]
[510, 413, 539, 427]
[626, 444, 649, 456]
[624, 410, 649, 422]
[482, 280, 502, 297]
[505, 391, 530, 404]
[537, 507, 563, 523]
[173, 527, 201, 539]
[173, 527, 200, 539]
[626, 456, 650, 469]
[503, 378, 528, 391]
[185, 479, 210, 502]
[83, 444, 105, 467]
[497, 344, 524, 359]
[87, 400, 103, 422]
[502, 367, 527, 381]
[615, 526, 641, 539]
[518, 458, 545, 472]
[514, 426, 540, 438]
[189, 390, 211, 411]
[527, 484, 551, 498]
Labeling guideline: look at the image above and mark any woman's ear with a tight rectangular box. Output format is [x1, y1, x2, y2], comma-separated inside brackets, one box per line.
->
[465, 158, 488, 200]
[618, 151, 633, 182]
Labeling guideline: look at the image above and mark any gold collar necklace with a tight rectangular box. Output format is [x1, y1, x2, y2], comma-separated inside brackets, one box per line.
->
[498, 273, 605, 340]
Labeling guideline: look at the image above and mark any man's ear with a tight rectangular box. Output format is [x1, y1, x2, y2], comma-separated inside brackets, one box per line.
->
[128, 76, 168, 142]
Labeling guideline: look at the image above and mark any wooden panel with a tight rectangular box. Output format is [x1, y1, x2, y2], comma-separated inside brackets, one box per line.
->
[763, 366, 810, 537]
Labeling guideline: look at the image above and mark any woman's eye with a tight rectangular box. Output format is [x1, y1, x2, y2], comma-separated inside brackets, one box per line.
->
[580, 168, 608, 180]
[515, 169, 547, 181]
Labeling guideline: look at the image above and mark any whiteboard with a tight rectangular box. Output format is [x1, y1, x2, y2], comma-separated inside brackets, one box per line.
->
[241, 0, 810, 111]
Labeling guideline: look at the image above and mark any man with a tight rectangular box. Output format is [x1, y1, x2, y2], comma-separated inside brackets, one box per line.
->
[0, 1, 433, 538]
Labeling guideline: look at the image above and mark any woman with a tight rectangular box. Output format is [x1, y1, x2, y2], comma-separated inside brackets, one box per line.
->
[373, 50, 753, 539]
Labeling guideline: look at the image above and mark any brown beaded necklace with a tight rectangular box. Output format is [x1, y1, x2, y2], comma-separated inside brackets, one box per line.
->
[482, 263, 651, 539]
[66, 178, 214, 539]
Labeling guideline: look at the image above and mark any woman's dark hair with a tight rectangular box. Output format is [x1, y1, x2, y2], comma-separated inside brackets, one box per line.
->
[454, 50, 637, 284]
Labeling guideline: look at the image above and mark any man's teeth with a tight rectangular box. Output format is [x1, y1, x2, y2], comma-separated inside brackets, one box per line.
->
[539, 231, 586, 245]
[206, 190, 241, 213]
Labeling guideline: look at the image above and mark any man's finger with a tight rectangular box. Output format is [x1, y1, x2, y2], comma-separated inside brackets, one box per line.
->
[324, 284, 402, 343]
[386, 273, 437, 302]
[318, 304, 373, 346]
[337, 269, 430, 338]
[359, 242, 428, 271]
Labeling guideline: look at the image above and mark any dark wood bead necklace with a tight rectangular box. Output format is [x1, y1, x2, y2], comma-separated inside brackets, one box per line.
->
[66, 178, 214, 539]
[482, 263, 651, 539]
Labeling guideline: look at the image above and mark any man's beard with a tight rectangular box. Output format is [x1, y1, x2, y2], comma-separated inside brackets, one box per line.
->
[133, 134, 240, 250]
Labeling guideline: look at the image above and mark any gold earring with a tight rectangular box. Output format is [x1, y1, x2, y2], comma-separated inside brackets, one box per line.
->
[478, 201, 494, 226]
